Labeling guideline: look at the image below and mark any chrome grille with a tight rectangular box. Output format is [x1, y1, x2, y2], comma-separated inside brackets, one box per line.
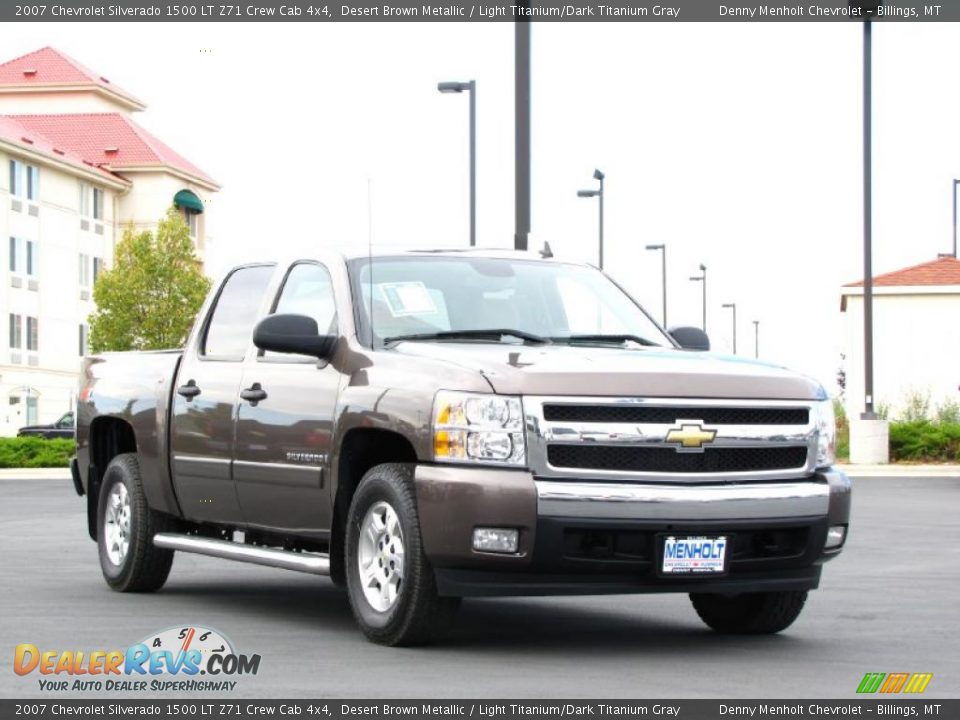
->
[525, 396, 818, 483]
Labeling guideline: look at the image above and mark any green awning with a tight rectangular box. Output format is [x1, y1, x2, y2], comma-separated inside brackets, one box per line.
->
[174, 189, 204, 214]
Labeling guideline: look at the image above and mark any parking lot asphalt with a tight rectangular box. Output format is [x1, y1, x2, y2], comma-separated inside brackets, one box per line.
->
[1, 475, 957, 699]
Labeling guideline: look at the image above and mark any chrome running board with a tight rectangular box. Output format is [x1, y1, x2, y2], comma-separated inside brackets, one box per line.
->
[153, 533, 330, 576]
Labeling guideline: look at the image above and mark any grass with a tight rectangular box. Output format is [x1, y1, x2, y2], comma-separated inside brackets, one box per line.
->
[0, 437, 75, 468]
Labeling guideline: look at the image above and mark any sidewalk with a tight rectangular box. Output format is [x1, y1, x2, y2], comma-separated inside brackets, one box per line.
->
[1, 465, 958, 480]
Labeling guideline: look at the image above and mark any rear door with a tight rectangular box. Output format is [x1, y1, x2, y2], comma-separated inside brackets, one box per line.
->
[233, 261, 341, 534]
[170, 264, 275, 524]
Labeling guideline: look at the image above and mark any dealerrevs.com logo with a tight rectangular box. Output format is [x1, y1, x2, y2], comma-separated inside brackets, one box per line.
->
[14, 625, 261, 693]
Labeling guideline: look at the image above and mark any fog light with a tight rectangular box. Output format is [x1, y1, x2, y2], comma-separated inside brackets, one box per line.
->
[825, 525, 847, 549]
[472, 528, 519, 554]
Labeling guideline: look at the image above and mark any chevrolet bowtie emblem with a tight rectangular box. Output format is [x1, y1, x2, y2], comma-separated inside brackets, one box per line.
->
[664, 422, 717, 451]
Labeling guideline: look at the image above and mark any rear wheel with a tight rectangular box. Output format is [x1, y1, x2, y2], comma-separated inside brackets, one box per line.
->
[345, 463, 459, 646]
[690, 591, 808, 634]
[97, 453, 174, 592]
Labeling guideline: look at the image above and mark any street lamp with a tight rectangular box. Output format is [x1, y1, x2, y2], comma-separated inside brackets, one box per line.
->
[722, 303, 737, 354]
[645, 243, 667, 327]
[753, 320, 760, 359]
[438, 80, 476, 247]
[577, 169, 605, 269]
[689, 264, 707, 332]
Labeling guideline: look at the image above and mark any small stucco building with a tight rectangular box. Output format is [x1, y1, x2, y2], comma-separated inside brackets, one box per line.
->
[840, 256, 960, 421]
[0, 47, 218, 435]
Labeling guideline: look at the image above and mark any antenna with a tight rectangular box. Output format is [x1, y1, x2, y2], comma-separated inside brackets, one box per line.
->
[367, 177, 375, 348]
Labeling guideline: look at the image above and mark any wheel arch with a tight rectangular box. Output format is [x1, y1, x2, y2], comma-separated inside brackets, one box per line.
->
[86, 416, 138, 539]
[329, 428, 418, 584]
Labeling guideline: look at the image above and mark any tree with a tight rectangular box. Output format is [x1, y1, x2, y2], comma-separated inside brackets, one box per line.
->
[88, 207, 212, 352]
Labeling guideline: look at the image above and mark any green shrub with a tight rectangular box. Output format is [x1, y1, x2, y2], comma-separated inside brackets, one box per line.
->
[833, 399, 849, 461]
[898, 390, 931, 423]
[889, 421, 960, 462]
[0, 437, 75, 468]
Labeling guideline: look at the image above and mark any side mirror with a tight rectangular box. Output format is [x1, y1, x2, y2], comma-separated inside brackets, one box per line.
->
[253, 314, 336, 359]
[669, 326, 710, 352]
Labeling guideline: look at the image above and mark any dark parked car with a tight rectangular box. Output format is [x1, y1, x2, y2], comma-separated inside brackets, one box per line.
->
[19, 412, 74, 439]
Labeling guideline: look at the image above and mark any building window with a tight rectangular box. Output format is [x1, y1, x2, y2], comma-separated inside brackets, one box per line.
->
[93, 256, 104, 283]
[79, 183, 104, 220]
[25, 395, 37, 425]
[78, 324, 89, 356]
[9, 160, 22, 197]
[79, 253, 91, 288]
[184, 209, 198, 237]
[26, 316, 38, 352]
[26, 165, 39, 201]
[9, 161, 38, 201]
[8, 237, 38, 277]
[9, 313, 22, 349]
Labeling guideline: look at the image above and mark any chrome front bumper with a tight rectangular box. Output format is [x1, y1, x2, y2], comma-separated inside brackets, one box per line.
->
[536, 471, 850, 522]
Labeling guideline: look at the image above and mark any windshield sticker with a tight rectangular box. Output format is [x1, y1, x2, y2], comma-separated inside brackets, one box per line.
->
[380, 281, 439, 317]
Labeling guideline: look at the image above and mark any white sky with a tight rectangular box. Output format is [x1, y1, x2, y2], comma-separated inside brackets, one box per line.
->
[11, 21, 960, 393]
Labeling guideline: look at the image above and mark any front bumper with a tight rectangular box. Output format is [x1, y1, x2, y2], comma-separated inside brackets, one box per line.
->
[415, 465, 851, 597]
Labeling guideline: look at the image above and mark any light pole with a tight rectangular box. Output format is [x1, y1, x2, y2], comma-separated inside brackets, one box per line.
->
[689, 264, 707, 332]
[438, 80, 476, 247]
[721, 303, 737, 354]
[645, 244, 667, 327]
[753, 320, 760, 358]
[577, 169, 605, 269]
[858, 2, 878, 420]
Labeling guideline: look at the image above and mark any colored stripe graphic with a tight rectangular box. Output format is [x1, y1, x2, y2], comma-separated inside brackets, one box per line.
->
[880, 673, 909, 693]
[903, 673, 933, 694]
[857, 673, 886, 694]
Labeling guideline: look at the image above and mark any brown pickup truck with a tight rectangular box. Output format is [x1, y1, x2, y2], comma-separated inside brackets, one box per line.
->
[72, 249, 850, 646]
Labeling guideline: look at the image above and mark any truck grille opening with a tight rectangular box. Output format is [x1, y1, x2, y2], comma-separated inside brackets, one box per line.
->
[546, 445, 809, 473]
[542, 405, 809, 426]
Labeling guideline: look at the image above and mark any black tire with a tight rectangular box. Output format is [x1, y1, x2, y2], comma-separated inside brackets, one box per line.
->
[97, 453, 174, 592]
[690, 590, 808, 634]
[345, 463, 460, 646]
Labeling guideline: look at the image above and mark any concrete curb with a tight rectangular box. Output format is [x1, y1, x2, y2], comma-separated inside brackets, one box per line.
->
[1, 466, 958, 480]
[838, 464, 960, 478]
[0, 468, 71, 480]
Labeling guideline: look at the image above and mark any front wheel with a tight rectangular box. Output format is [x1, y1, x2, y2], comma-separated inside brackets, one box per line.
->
[345, 463, 459, 646]
[97, 453, 174, 592]
[690, 590, 808, 634]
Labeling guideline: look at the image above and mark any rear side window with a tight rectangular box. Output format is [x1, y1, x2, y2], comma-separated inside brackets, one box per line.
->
[202, 265, 274, 359]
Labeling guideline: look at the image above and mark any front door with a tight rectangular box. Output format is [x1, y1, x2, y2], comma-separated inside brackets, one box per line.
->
[234, 262, 341, 534]
[170, 264, 275, 524]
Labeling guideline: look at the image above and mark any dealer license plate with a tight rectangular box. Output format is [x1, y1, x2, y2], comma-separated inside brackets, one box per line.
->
[661, 535, 728, 575]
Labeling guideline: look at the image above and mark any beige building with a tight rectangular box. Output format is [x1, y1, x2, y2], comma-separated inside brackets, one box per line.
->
[840, 255, 960, 421]
[0, 47, 219, 435]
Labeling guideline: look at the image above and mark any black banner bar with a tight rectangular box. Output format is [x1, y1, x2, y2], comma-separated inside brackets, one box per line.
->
[2, 1, 957, 23]
[1, 699, 957, 720]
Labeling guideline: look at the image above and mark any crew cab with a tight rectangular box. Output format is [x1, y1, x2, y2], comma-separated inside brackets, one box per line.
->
[72, 249, 850, 645]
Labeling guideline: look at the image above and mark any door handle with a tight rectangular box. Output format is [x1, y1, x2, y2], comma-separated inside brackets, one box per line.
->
[177, 380, 201, 399]
[240, 383, 267, 405]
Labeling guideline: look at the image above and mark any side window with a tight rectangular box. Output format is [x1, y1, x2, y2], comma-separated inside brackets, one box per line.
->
[202, 265, 274, 360]
[264, 263, 337, 359]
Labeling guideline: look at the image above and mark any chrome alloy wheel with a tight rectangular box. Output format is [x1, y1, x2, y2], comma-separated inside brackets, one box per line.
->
[103, 482, 131, 566]
[357, 501, 406, 612]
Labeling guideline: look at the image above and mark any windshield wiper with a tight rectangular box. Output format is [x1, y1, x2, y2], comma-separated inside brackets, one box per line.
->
[383, 329, 550, 345]
[550, 333, 660, 347]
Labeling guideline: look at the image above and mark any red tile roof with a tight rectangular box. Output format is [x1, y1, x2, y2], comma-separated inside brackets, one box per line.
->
[0, 47, 143, 109]
[845, 256, 960, 287]
[0, 115, 122, 183]
[8, 113, 217, 187]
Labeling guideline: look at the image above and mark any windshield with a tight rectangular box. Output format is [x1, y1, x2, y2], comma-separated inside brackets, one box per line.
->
[348, 255, 673, 349]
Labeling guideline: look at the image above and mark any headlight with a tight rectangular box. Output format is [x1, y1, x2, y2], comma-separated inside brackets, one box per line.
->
[433, 391, 526, 466]
[812, 399, 836, 469]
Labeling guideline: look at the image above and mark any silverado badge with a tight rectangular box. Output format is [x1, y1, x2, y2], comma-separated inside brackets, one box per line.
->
[664, 422, 717, 452]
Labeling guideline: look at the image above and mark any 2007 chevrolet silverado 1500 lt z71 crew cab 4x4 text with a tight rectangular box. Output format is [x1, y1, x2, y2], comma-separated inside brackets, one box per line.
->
[72, 249, 850, 645]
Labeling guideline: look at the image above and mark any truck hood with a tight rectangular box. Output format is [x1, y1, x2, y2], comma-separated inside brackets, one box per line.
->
[388, 342, 824, 400]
